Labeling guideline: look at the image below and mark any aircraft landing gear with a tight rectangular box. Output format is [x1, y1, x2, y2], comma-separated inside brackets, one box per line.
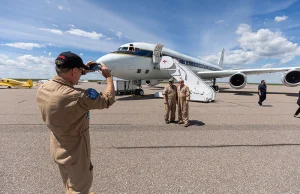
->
[135, 89, 144, 96]
[135, 80, 144, 96]
[211, 78, 219, 92]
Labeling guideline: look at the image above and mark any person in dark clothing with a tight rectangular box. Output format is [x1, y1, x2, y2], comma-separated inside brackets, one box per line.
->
[294, 91, 300, 117]
[258, 80, 267, 106]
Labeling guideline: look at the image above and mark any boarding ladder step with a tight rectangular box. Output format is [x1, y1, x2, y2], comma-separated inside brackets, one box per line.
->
[154, 56, 216, 102]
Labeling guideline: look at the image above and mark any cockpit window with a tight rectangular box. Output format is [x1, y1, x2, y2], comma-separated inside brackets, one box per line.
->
[120, 47, 128, 51]
[112, 47, 153, 57]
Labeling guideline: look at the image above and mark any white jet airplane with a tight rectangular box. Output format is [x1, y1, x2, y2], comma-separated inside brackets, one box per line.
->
[96, 42, 300, 96]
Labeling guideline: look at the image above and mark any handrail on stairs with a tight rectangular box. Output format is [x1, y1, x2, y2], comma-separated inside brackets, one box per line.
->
[173, 60, 214, 97]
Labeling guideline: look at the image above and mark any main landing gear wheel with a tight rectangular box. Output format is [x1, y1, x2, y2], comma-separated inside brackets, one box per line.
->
[212, 78, 219, 92]
[212, 85, 219, 92]
[135, 89, 144, 96]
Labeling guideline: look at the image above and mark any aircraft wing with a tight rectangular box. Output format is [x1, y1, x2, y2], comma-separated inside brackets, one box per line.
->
[0, 82, 13, 87]
[197, 67, 300, 79]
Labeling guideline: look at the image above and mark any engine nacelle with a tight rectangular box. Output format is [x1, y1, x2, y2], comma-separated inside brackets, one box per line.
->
[281, 69, 300, 87]
[229, 73, 247, 89]
[145, 80, 160, 86]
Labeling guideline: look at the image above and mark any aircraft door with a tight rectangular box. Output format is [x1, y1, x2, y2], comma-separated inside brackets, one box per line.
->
[152, 44, 164, 65]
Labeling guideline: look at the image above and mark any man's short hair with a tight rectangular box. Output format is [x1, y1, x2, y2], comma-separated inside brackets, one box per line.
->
[261, 80, 265, 83]
[55, 66, 72, 74]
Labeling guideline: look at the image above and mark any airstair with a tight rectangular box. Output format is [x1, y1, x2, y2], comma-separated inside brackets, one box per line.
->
[154, 56, 216, 102]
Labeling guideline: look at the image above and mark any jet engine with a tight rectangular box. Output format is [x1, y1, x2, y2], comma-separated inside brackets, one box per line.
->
[281, 69, 300, 87]
[229, 73, 247, 89]
[145, 80, 160, 86]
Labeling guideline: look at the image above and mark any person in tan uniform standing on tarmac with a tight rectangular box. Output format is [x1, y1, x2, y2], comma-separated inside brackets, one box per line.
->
[163, 78, 177, 124]
[177, 79, 190, 127]
[36, 51, 115, 194]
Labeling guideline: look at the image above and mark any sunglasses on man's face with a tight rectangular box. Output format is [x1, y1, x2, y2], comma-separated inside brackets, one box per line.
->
[76, 68, 86, 75]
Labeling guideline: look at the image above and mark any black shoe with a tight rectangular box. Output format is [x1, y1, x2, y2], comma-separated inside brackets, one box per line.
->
[294, 115, 297, 117]
[165, 120, 170, 124]
[258, 102, 262, 106]
[169, 120, 176, 123]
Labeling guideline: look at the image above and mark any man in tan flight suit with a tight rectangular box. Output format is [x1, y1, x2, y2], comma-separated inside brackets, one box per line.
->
[36, 51, 115, 194]
[163, 78, 177, 124]
[177, 79, 190, 127]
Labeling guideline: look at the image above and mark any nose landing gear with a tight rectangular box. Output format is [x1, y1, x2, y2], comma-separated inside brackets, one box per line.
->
[134, 80, 144, 96]
[135, 89, 144, 96]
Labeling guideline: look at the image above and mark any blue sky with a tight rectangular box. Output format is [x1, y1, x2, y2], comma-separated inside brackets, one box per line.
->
[1, 0, 300, 83]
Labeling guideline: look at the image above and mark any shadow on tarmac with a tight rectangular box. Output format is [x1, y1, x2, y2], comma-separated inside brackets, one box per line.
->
[261, 105, 273, 107]
[115, 143, 300, 150]
[219, 89, 298, 97]
[117, 94, 157, 101]
[188, 120, 205, 126]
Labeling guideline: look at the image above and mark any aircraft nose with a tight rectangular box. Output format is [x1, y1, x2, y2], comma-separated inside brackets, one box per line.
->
[96, 54, 117, 70]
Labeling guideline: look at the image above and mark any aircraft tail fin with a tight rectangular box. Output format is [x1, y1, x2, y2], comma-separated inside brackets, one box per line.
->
[218, 48, 225, 68]
[25, 79, 33, 88]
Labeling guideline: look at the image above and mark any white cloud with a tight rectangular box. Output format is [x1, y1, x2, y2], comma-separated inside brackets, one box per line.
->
[68, 24, 75, 28]
[237, 24, 300, 62]
[2, 42, 59, 50]
[0, 54, 9, 60]
[110, 29, 125, 39]
[38, 28, 63, 35]
[79, 53, 83, 56]
[0, 54, 55, 77]
[58, 5, 71, 11]
[202, 49, 259, 66]
[2, 42, 44, 50]
[44, 43, 60, 47]
[0, 0, 174, 54]
[52, 24, 58, 27]
[236, 24, 251, 35]
[262, 63, 274, 68]
[66, 28, 105, 40]
[5, 59, 20, 66]
[201, 24, 300, 66]
[274, 15, 289, 23]
[116, 31, 123, 39]
[215, 20, 224, 24]
[48, 52, 51, 56]
[46, 0, 50, 4]
[105, 37, 114, 40]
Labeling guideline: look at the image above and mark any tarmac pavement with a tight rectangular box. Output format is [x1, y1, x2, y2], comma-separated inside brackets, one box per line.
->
[0, 83, 300, 193]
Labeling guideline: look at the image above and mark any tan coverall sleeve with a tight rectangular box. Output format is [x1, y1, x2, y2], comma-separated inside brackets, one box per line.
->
[186, 86, 190, 101]
[162, 86, 168, 101]
[77, 89, 116, 111]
